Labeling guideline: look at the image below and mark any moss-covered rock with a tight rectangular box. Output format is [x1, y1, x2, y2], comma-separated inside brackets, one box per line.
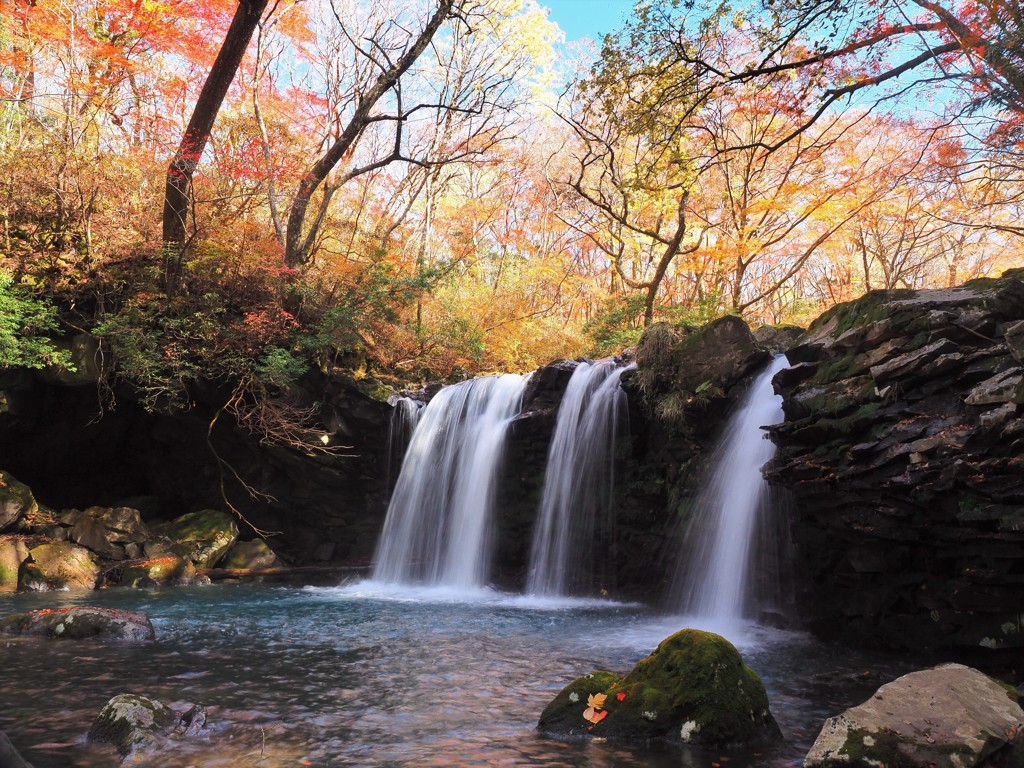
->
[0, 606, 154, 641]
[0, 470, 38, 532]
[804, 663, 1024, 768]
[114, 556, 198, 588]
[88, 694, 206, 760]
[538, 629, 781, 746]
[0, 536, 30, 587]
[152, 509, 238, 568]
[221, 538, 279, 570]
[18, 541, 99, 591]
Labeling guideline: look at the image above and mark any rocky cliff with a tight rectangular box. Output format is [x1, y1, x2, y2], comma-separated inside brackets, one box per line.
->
[768, 270, 1024, 657]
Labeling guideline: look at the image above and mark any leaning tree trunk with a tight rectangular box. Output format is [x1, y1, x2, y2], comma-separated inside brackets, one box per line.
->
[162, 0, 269, 295]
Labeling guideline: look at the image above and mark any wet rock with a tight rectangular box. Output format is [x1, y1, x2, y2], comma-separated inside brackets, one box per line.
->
[152, 509, 238, 568]
[0, 536, 30, 587]
[0, 471, 38, 532]
[0, 730, 33, 768]
[804, 663, 1024, 768]
[221, 539, 280, 570]
[88, 694, 207, 762]
[538, 629, 781, 746]
[0, 606, 154, 641]
[18, 541, 99, 591]
[114, 556, 198, 588]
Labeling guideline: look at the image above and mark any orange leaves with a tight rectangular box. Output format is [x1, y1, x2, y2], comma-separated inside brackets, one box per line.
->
[582, 691, 608, 724]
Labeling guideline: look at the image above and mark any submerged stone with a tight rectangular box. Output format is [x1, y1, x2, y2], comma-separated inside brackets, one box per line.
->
[538, 628, 781, 746]
[0, 606, 154, 641]
[88, 693, 207, 761]
[804, 663, 1024, 768]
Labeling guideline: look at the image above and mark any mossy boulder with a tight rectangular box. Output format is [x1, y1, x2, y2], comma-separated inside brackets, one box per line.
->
[0, 471, 38, 532]
[0, 606, 155, 641]
[88, 694, 207, 760]
[221, 539, 280, 570]
[804, 663, 1024, 768]
[538, 629, 781, 746]
[152, 509, 238, 568]
[0, 536, 30, 587]
[115, 556, 198, 588]
[18, 541, 100, 591]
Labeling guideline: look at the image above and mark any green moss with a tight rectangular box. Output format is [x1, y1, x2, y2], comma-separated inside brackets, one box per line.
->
[809, 289, 914, 337]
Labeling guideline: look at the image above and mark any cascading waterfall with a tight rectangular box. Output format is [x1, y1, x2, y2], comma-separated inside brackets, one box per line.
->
[372, 374, 529, 588]
[673, 355, 790, 626]
[527, 360, 632, 597]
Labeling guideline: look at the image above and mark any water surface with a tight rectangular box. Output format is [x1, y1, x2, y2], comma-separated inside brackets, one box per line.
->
[0, 583, 909, 767]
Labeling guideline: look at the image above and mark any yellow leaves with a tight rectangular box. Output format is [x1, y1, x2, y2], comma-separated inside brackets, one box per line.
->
[583, 691, 608, 723]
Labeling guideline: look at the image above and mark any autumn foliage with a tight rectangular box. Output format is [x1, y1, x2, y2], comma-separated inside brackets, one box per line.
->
[0, 0, 1021, 406]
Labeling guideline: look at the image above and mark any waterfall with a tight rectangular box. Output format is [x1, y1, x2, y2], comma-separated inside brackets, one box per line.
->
[527, 360, 631, 597]
[372, 374, 529, 588]
[673, 355, 789, 626]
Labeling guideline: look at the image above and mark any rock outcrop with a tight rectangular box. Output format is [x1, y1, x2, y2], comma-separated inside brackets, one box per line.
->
[538, 628, 781, 746]
[804, 663, 1024, 768]
[768, 271, 1024, 653]
[0, 606, 154, 641]
[0, 471, 39, 532]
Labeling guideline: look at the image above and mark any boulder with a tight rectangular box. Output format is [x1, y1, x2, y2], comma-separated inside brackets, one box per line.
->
[152, 509, 238, 568]
[0, 730, 33, 768]
[804, 663, 1024, 768]
[18, 541, 99, 591]
[88, 694, 207, 761]
[538, 628, 781, 746]
[0, 606, 154, 641]
[61, 506, 150, 561]
[115, 556, 198, 588]
[0, 537, 30, 587]
[0, 471, 38, 532]
[221, 538, 280, 570]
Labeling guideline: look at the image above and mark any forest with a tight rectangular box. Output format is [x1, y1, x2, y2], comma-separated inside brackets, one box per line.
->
[1, 0, 1022, 408]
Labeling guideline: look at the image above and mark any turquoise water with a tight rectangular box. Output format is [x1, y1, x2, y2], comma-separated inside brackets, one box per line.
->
[0, 583, 908, 767]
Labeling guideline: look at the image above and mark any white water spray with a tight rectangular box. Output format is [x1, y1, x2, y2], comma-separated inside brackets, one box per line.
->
[373, 374, 529, 588]
[527, 360, 631, 597]
[674, 355, 789, 628]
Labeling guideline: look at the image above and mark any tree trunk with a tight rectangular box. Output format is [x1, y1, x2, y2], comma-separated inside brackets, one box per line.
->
[162, 0, 269, 294]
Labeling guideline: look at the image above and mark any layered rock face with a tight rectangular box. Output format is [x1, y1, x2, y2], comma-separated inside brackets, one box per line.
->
[768, 271, 1024, 653]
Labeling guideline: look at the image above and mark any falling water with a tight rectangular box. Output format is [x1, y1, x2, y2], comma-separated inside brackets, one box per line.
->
[673, 355, 790, 627]
[527, 360, 631, 597]
[373, 374, 529, 588]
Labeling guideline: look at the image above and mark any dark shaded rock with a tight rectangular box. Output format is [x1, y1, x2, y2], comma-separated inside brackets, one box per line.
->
[38, 333, 102, 387]
[753, 323, 804, 353]
[804, 663, 1024, 768]
[767, 270, 1024, 655]
[152, 509, 238, 568]
[61, 506, 149, 560]
[114, 556, 199, 587]
[538, 629, 781, 746]
[0, 606, 154, 640]
[0, 471, 37, 532]
[221, 538, 279, 570]
[88, 694, 206, 761]
[18, 541, 99, 591]
[0, 731, 33, 768]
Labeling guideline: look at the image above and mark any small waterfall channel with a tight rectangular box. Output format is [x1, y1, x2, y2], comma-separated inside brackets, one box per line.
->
[372, 374, 529, 588]
[527, 360, 632, 597]
[672, 355, 790, 628]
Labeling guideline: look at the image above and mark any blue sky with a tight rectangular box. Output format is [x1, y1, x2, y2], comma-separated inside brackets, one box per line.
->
[541, 0, 636, 42]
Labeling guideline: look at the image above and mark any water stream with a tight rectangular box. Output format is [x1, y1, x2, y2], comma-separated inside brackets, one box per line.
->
[527, 361, 631, 597]
[672, 355, 791, 632]
[372, 374, 528, 588]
